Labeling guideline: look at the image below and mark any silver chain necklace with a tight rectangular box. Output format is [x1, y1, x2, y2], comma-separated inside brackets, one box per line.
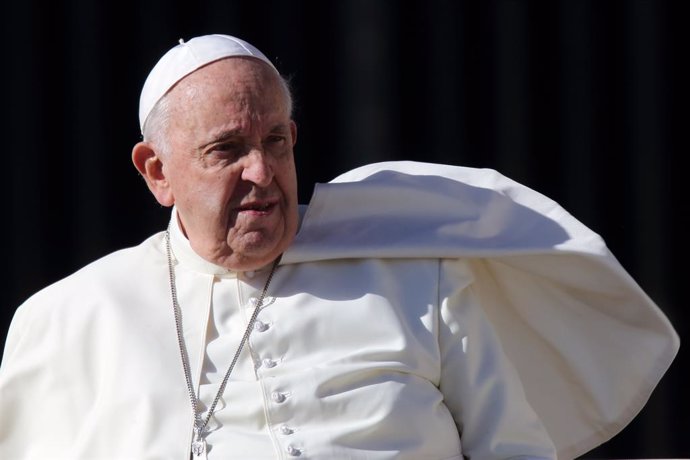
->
[165, 229, 280, 458]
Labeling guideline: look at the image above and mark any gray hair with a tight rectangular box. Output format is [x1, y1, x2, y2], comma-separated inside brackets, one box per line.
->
[142, 93, 173, 156]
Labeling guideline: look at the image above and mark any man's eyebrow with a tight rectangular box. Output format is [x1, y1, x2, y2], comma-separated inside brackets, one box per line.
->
[268, 123, 291, 134]
[198, 128, 242, 150]
[197, 123, 291, 150]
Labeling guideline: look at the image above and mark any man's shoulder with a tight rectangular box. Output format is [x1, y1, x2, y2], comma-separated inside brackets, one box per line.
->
[0, 231, 169, 378]
[21, 231, 166, 309]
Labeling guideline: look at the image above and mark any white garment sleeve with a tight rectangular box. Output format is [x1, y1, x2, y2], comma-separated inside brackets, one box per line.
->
[437, 259, 558, 460]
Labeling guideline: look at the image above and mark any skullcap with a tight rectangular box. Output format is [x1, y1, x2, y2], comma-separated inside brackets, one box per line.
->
[138, 34, 278, 133]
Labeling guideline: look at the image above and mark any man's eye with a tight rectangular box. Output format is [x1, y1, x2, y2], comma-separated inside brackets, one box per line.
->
[213, 142, 243, 155]
[266, 135, 286, 145]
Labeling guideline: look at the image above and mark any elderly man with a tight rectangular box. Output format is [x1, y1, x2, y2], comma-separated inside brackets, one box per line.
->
[0, 34, 679, 460]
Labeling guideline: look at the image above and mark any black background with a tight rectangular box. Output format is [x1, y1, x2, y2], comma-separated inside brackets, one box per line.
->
[1, 1, 687, 458]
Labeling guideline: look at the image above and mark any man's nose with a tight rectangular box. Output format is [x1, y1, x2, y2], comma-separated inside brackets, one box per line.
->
[241, 149, 273, 187]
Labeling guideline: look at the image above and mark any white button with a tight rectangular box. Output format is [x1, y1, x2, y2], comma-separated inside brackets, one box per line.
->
[247, 297, 258, 307]
[286, 445, 301, 456]
[279, 425, 293, 435]
[271, 391, 287, 403]
[262, 358, 277, 368]
[245, 270, 256, 279]
[254, 321, 269, 332]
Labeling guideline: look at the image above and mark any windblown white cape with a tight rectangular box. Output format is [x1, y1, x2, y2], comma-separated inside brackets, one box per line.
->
[285, 161, 679, 458]
[0, 161, 678, 459]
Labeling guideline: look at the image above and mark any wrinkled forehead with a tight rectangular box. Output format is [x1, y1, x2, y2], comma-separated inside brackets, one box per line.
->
[139, 34, 278, 133]
[167, 57, 287, 113]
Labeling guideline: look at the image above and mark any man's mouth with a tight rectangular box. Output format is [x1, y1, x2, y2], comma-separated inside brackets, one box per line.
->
[236, 201, 276, 213]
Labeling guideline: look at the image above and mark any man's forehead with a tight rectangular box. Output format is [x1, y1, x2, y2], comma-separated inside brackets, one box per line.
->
[174, 57, 276, 91]
[168, 59, 287, 119]
[139, 34, 278, 134]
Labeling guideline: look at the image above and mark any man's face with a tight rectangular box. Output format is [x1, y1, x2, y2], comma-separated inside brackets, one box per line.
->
[161, 57, 298, 271]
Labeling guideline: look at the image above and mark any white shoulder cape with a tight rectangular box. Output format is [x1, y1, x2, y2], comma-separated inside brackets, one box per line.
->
[283, 161, 679, 459]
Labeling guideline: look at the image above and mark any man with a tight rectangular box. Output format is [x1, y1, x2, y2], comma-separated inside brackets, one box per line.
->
[0, 34, 679, 459]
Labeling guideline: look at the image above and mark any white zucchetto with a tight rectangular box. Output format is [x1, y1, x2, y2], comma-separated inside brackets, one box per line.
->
[138, 34, 278, 133]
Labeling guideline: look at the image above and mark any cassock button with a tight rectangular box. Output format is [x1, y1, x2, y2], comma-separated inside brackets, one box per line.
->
[254, 321, 269, 332]
[271, 391, 287, 403]
[245, 270, 256, 279]
[286, 445, 302, 456]
[280, 425, 294, 435]
[262, 358, 277, 368]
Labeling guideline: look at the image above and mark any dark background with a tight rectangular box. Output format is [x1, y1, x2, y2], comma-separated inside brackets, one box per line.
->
[1, 1, 687, 458]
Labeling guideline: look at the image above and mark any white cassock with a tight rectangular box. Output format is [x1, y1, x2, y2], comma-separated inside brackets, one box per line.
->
[0, 162, 679, 460]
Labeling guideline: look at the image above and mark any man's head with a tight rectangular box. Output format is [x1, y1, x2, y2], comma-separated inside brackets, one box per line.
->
[132, 35, 299, 271]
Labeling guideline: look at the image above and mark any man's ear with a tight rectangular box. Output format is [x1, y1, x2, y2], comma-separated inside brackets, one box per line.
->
[132, 142, 174, 207]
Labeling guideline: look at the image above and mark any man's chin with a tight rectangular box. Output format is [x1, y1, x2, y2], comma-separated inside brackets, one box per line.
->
[220, 240, 285, 271]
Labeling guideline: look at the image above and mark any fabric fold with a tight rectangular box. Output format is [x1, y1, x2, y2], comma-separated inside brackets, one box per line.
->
[283, 160, 679, 458]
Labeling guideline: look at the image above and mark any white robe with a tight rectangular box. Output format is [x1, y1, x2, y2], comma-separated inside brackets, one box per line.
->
[0, 161, 679, 459]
